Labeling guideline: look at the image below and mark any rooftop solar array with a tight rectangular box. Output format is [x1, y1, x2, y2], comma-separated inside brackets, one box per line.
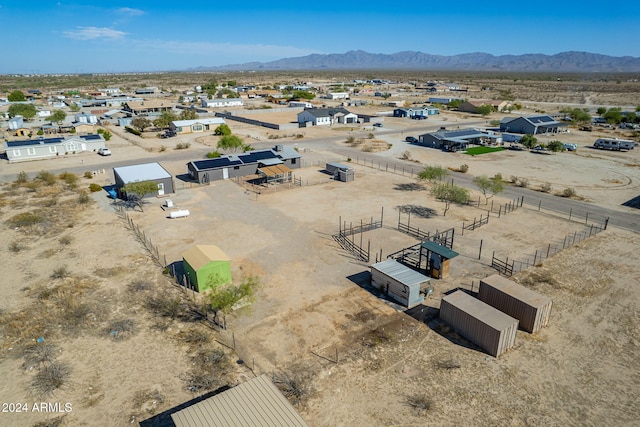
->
[193, 157, 243, 170]
[6, 137, 64, 147]
[527, 115, 555, 124]
[238, 150, 276, 164]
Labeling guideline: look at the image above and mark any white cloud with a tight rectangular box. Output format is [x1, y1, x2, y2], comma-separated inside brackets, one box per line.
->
[63, 27, 127, 40]
[117, 7, 144, 16]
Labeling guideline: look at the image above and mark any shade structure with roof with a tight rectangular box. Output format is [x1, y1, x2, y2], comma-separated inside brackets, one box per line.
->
[170, 374, 309, 427]
[182, 245, 232, 292]
[419, 241, 459, 279]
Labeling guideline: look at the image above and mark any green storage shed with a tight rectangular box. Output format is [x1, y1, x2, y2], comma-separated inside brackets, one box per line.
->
[182, 245, 232, 292]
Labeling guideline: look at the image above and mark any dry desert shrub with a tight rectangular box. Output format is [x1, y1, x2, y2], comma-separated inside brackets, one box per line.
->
[9, 240, 28, 253]
[177, 327, 211, 345]
[51, 266, 71, 279]
[183, 348, 232, 393]
[22, 343, 58, 369]
[405, 394, 434, 415]
[33, 415, 66, 427]
[128, 279, 154, 292]
[31, 361, 71, 397]
[272, 368, 314, 407]
[106, 319, 136, 341]
[131, 389, 165, 416]
[436, 358, 461, 370]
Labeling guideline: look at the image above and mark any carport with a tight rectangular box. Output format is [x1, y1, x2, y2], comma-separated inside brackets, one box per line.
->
[257, 164, 292, 185]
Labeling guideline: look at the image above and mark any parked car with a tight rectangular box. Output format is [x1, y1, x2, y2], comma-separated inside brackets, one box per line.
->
[97, 147, 111, 156]
[162, 130, 177, 138]
[405, 136, 418, 143]
[411, 115, 427, 120]
[508, 144, 525, 151]
[373, 123, 383, 127]
[563, 143, 578, 151]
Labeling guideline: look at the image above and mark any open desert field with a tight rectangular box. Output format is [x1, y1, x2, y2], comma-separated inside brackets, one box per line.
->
[0, 153, 638, 426]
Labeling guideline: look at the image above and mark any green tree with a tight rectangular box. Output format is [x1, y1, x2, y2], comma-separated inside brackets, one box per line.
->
[519, 134, 538, 149]
[546, 140, 564, 152]
[214, 124, 232, 136]
[8, 103, 37, 120]
[102, 131, 112, 141]
[596, 107, 607, 115]
[476, 104, 494, 116]
[449, 99, 464, 109]
[179, 109, 198, 120]
[153, 110, 178, 129]
[417, 165, 449, 182]
[431, 183, 470, 216]
[49, 109, 66, 124]
[603, 107, 623, 124]
[122, 181, 159, 212]
[69, 104, 80, 112]
[291, 90, 315, 100]
[208, 276, 260, 329]
[227, 80, 237, 87]
[8, 90, 26, 102]
[473, 175, 504, 202]
[131, 117, 152, 132]
[217, 135, 244, 151]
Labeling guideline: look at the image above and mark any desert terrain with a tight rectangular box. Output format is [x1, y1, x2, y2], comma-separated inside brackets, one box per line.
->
[0, 73, 639, 427]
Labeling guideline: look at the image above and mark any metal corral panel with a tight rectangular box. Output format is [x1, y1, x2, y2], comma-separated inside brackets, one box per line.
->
[371, 259, 428, 307]
[478, 274, 552, 333]
[440, 290, 518, 357]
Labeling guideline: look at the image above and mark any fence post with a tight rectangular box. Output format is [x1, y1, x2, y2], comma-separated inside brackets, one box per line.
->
[477, 196, 480, 207]
[478, 239, 483, 260]
[491, 200, 494, 211]
[604, 217, 609, 230]
[547, 243, 551, 258]
[585, 212, 589, 224]
[461, 223, 464, 236]
[569, 208, 572, 221]
[498, 206, 502, 218]
[520, 196, 523, 207]
[538, 200, 541, 211]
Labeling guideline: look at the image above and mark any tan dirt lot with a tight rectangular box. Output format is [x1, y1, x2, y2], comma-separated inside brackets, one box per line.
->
[1, 91, 639, 426]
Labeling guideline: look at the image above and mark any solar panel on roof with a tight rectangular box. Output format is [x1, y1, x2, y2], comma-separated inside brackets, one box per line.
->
[81, 134, 102, 140]
[239, 150, 277, 164]
[193, 157, 243, 170]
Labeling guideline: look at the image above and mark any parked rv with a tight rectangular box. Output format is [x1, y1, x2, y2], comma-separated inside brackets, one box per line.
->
[593, 138, 635, 151]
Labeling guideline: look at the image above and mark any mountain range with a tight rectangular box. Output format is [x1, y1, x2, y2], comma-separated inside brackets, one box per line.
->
[190, 50, 640, 72]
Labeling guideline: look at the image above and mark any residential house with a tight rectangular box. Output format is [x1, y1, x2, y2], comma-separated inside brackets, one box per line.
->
[393, 107, 438, 118]
[8, 116, 24, 130]
[187, 145, 301, 183]
[297, 108, 358, 126]
[74, 112, 98, 124]
[325, 92, 349, 100]
[458, 99, 510, 114]
[134, 87, 156, 95]
[500, 115, 565, 134]
[201, 98, 244, 108]
[170, 118, 226, 135]
[429, 97, 464, 105]
[289, 101, 314, 108]
[418, 128, 500, 151]
[3, 134, 106, 163]
[123, 100, 172, 115]
[72, 123, 96, 134]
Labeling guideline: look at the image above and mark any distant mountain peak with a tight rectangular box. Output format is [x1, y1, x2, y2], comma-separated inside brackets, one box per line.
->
[190, 50, 640, 72]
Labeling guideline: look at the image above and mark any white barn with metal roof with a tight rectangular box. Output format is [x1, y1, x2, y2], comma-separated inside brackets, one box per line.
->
[113, 162, 174, 198]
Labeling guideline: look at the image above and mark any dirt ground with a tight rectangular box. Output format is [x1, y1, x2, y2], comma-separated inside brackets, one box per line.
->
[1, 78, 639, 426]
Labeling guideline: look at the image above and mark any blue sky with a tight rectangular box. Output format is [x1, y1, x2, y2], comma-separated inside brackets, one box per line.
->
[0, 1, 638, 74]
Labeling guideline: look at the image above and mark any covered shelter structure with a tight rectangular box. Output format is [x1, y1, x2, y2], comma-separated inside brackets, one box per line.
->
[370, 259, 430, 307]
[257, 163, 292, 185]
[419, 241, 458, 279]
[182, 245, 232, 292]
[440, 290, 519, 357]
[170, 374, 309, 427]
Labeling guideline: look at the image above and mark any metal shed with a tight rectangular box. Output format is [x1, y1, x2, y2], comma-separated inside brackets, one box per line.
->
[326, 162, 355, 182]
[370, 259, 429, 307]
[182, 245, 232, 292]
[440, 290, 518, 357]
[170, 374, 309, 427]
[478, 274, 552, 334]
[419, 241, 458, 279]
[113, 162, 174, 198]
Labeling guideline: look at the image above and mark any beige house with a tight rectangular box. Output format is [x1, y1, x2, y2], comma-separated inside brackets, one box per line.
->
[458, 99, 510, 114]
[123, 99, 173, 115]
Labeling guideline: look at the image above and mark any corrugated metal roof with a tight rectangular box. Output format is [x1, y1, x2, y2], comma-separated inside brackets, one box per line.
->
[113, 162, 171, 184]
[258, 164, 292, 177]
[171, 374, 309, 427]
[442, 290, 517, 331]
[480, 274, 552, 308]
[182, 245, 230, 271]
[371, 259, 430, 287]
